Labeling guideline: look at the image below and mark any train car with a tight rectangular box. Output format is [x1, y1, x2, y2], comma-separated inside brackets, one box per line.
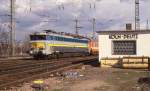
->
[88, 39, 99, 55]
[29, 31, 90, 59]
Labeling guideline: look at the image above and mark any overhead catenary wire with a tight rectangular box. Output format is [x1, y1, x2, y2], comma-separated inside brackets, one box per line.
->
[1, 0, 99, 39]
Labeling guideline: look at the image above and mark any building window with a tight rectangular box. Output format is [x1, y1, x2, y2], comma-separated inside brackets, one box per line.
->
[112, 40, 136, 55]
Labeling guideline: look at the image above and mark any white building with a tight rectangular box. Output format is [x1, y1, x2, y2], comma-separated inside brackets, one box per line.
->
[97, 30, 150, 68]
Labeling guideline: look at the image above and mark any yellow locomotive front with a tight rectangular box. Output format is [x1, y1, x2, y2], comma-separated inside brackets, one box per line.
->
[29, 34, 47, 58]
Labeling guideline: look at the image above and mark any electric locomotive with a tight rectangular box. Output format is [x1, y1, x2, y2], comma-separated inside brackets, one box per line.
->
[89, 39, 98, 55]
[29, 30, 90, 59]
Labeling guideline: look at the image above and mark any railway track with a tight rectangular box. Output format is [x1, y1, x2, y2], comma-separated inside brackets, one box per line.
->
[0, 56, 98, 90]
[0, 56, 91, 69]
[0, 56, 94, 73]
[0, 56, 80, 71]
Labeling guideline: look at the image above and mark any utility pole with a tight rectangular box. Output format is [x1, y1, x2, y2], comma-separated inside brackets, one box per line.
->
[146, 20, 149, 30]
[29, 0, 32, 12]
[92, 18, 96, 39]
[75, 19, 78, 35]
[135, 0, 140, 30]
[74, 19, 82, 35]
[10, 0, 16, 56]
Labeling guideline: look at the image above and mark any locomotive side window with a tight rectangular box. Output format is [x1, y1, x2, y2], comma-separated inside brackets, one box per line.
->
[112, 40, 136, 55]
[32, 35, 89, 43]
[47, 35, 88, 43]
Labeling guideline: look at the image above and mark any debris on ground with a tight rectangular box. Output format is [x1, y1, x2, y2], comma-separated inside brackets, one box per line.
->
[136, 77, 150, 91]
[31, 79, 49, 91]
[138, 77, 150, 85]
[81, 65, 92, 70]
[62, 70, 84, 78]
[4, 66, 150, 91]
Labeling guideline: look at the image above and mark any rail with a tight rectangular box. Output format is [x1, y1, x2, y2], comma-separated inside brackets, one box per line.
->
[0, 56, 98, 89]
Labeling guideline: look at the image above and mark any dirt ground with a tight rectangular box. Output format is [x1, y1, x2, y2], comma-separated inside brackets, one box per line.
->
[5, 63, 150, 91]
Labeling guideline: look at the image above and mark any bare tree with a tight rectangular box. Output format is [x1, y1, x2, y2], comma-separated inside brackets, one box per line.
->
[22, 34, 30, 55]
[0, 24, 10, 57]
[15, 34, 30, 56]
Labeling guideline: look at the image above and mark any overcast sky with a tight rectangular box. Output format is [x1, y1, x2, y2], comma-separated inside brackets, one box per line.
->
[0, 0, 150, 40]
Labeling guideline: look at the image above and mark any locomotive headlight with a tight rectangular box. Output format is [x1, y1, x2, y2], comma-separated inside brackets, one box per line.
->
[30, 51, 33, 54]
[42, 50, 46, 54]
[38, 48, 46, 54]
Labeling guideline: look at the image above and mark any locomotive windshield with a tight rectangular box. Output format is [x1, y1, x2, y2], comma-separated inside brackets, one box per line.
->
[30, 35, 46, 40]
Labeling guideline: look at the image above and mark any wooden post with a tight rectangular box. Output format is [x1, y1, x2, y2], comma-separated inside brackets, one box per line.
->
[148, 58, 150, 71]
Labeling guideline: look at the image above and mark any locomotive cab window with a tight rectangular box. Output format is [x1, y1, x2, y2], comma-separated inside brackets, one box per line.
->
[30, 35, 46, 40]
[112, 40, 136, 55]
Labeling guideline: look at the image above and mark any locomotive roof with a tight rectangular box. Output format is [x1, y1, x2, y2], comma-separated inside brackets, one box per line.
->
[31, 30, 90, 40]
[43, 30, 90, 40]
[30, 32, 89, 40]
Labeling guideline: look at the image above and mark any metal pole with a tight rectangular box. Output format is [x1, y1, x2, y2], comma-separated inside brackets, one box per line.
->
[10, 0, 16, 56]
[92, 18, 96, 39]
[75, 19, 78, 35]
[147, 20, 149, 30]
[135, 0, 140, 30]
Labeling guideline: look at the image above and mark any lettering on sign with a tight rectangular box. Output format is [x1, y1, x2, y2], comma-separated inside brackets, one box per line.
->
[109, 34, 138, 39]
